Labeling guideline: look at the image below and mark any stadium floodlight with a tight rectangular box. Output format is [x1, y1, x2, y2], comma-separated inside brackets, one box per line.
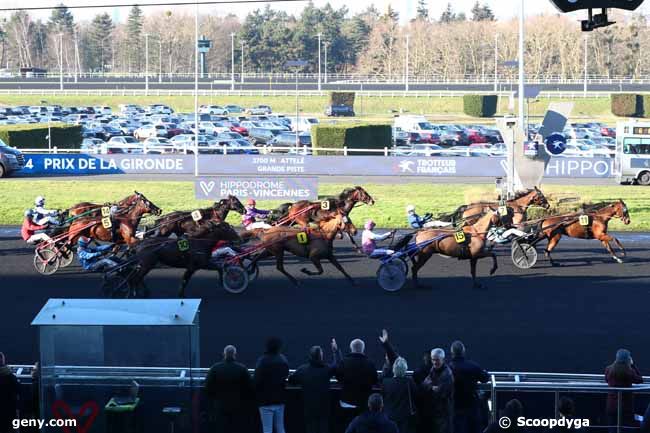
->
[549, 0, 646, 31]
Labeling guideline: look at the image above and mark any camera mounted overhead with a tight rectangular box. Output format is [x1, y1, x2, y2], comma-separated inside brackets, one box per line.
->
[549, 0, 645, 31]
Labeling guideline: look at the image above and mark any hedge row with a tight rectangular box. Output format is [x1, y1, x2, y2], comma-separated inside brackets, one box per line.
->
[311, 123, 391, 155]
[463, 95, 498, 117]
[0, 123, 83, 149]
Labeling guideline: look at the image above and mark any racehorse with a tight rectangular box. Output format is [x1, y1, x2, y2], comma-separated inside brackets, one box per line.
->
[248, 212, 358, 286]
[127, 221, 242, 298]
[434, 187, 549, 227]
[67, 192, 140, 217]
[270, 186, 375, 227]
[67, 192, 162, 246]
[410, 210, 501, 289]
[151, 195, 245, 237]
[539, 199, 630, 266]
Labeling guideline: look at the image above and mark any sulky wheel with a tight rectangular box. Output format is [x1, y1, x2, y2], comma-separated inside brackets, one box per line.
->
[242, 258, 260, 283]
[376, 261, 407, 292]
[511, 241, 538, 270]
[58, 247, 74, 268]
[222, 265, 250, 294]
[33, 249, 60, 275]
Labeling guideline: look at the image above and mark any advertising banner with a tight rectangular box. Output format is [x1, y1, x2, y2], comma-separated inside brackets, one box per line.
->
[195, 177, 318, 201]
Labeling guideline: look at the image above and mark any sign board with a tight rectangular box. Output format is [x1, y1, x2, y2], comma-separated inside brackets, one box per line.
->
[195, 177, 318, 201]
[545, 133, 568, 155]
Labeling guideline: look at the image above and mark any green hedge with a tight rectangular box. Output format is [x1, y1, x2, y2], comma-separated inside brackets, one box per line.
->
[0, 123, 83, 149]
[312, 123, 391, 155]
[611, 94, 643, 117]
[329, 92, 355, 108]
[463, 95, 498, 117]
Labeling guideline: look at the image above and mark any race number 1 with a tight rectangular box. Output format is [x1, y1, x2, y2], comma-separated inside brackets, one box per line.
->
[101, 206, 111, 217]
[101, 217, 112, 229]
[579, 215, 590, 226]
[191, 210, 203, 222]
[296, 232, 309, 244]
[454, 231, 466, 244]
[321, 201, 330, 210]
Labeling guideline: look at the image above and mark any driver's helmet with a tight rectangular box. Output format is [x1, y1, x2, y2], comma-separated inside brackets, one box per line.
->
[406, 204, 416, 213]
[35, 196, 45, 207]
[24, 209, 34, 218]
[364, 220, 376, 230]
[246, 198, 256, 207]
[77, 236, 91, 247]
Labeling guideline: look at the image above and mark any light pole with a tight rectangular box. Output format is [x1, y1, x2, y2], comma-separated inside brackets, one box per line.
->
[230, 33, 235, 91]
[59, 33, 63, 91]
[41, 99, 52, 153]
[509, 0, 526, 198]
[159, 37, 162, 83]
[144, 33, 149, 95]
[317, 32, 322, 92]
[494, 33, 499, 92]
[583, 34, 588, 96]
[405, 34, 410, 92]
[194, 1, 199, 176]
[324, 42, 328, 84]
[241, 40, 245, 84]
[285, 60, 309, 150]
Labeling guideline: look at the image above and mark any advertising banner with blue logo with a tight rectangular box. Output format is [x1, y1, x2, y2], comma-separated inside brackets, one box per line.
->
[18, 153, 613, 178]
[195, 177, 318, 200]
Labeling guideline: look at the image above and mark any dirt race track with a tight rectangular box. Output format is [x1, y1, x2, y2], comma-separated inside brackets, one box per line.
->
[1, 231, 650, 374]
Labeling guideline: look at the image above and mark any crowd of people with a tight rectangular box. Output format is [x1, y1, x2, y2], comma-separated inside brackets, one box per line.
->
[1, 340, 649, 433]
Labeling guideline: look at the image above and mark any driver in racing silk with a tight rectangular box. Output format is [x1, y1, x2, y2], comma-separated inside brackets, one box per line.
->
[242, 198, 272, 230]
[76, 236, 119, 271]
[210, 239, 238, 263]
[32, 196, 61, 226]
[21, 210, 52, 244]
[362, 220, 396, 257]
[406, 204, 435, 228]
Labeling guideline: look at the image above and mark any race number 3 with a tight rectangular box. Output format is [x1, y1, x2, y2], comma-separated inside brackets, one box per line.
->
[296, 232, 309, 244]
[454, 231, 466, 244]
[191, 210, 203, 222]
[101, 206, 111, 217]
[101, 217, 112, 229]
[579, 215, 590, 226]
[321, 201, 330, 210]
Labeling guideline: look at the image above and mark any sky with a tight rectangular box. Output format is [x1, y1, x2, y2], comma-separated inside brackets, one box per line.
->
[2, 0, 650, 23]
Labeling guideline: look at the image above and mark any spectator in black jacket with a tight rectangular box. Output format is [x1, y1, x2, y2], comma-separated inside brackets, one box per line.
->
[288, 345, 337, 433]
[383, 357, 417, 433]
[334, 338, 379, 431]
[413, 351, 434, 433]
[204, 345, 253, 433]
[0, 352, 19, 433]
[254, 337, 290, 433]
[346, 393, 398, 433]
[448, 341, 489, 433]
[422, 348, 454, 433]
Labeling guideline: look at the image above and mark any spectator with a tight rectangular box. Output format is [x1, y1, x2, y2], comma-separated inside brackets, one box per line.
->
[558, 396, 575, 419]
[605, 349, 643, 429]
[379, 329, 399, 379]
[254, 337, 289, 433]
[334, 338, 379, 430]
[0, 352, 19, 433]
[382, 357, 417, 433]
[288, 345, 337, 433]
[413, 351, 434, 433]
[345, 393, 398, 433]
[204, 345, 253, 433]
[448, 340, 489, 433]
[484, 399, 526, 433]
[421, 348, 454, 433]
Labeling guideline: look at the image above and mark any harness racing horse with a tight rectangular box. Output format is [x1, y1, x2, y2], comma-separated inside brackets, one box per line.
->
[151, 195, 245, 237]
[410, 211, 501, 289]
[271, 186, 375, 227]
[249, 212, 358, 287]
[127, 221, 242, 298]
[539, 199, 631, 266]
[67, 192, 162, 246]
[67, 192, 140, 217]
[434, 187, 549, 227]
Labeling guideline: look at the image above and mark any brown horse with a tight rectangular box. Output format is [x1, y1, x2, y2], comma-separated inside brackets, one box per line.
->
[67, 192, 162, 246]
[127, 221, 242, 298]
[249, 212, 358, 286]
[435, 187, 548, 227]
[539, 199, 631, 266]
[410, 211, 501, 289]
[272, 186, 375, 227]
[151, 195, 245, 237]
[67, 192, 140, 217]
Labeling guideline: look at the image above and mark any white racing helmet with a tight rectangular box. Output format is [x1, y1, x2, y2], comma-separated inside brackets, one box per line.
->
[406, 204, 416, 213]
[35, 196, 45, 206]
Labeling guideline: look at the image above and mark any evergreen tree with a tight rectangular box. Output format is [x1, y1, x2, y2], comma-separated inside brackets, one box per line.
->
[471, 2, 496, 21]
[48, 4, 75, 34]
[416, 0, 429, 20]
[385, 5, 399, 23]
[126, 5, 144, 72]
[88, 13, 114, 72]
[440, 3, 455, 23]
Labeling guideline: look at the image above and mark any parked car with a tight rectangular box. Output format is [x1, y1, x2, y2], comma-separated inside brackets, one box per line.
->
[411, 143, 444, 156]
[246, 105, 272, 115]
[393, 128, 409, 146]
[0, 139, 25, 177]
[170, 134, 218, 154]
[325, 104, 355, 117]
[143, 137, 175, 154]
[134, 124, 167, 140]
[228, 122, 248, 136]
[199, 105, 229, 115]
[97, 125, 124, 141]
[248, 127, 283, 146]
[408, 132, 441, 145]
[268, 132, 312, 149]
[224, 105, 244, 113]
[81, 138, 105, 153]
[217, 139, 260, 154]
[216, 132, 244, 141]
